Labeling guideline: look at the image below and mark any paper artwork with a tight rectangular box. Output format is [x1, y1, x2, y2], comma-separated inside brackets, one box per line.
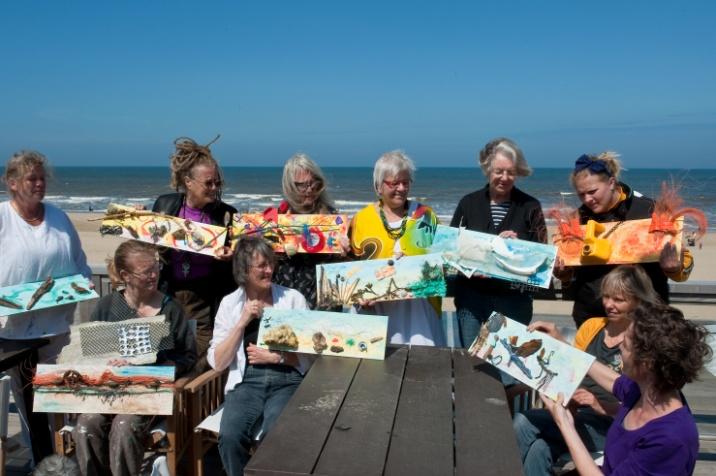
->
[231, 212, 348, 254]
[469, 312, 595, 402]
[33, 364, 175, 415]
[0, 274, 98, 316]
[257, 308, 388, 360]
[58, 315, 173, 366]
[99, 203, 228, 256]
[316, 253, 446, 307]
[429, 225, 557, 289]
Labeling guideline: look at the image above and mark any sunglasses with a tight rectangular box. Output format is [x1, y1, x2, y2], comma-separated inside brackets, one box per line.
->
[192, 177, 223, 189]
[294, 180, 323, 193]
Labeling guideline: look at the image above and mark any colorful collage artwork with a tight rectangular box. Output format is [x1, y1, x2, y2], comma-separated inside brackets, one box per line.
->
[33, 364, 175, 415]
[232, 213, 348, 254]
[0, 274, 98, 316]
[430, 225, 557, 289]
[316, 253, 446, 307]
[469, 312, 595, 402]
[99, 203, 229, 256]
[257, 308, 388, 360]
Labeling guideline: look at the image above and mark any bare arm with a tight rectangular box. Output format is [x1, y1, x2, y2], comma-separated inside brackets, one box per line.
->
[586, 359, 620, 396]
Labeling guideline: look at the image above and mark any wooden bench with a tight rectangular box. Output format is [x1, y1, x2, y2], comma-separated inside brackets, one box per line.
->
[244, 345, 522, 476]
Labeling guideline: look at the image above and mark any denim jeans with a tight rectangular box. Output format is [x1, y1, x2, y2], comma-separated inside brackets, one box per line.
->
[513, 408, 612, 476]
[456, 290, 533, 349]
[218, 364, 303, 476]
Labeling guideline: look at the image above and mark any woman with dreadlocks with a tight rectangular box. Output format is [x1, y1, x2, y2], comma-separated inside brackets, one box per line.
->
[152, 136, 237, 373]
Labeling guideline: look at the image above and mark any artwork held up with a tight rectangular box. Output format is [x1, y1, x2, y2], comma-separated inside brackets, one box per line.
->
[231, 210, 348, 255]
[316, 253, 446, 307]
[58, 315, 174, 366]
[99, 203, 229, 256]
[429, 225, 557, 289]
[469, 312, 595, 403]
[0, 274, 98, 316]
[33, 364, 175, 415]
[257, 308, 388, 360]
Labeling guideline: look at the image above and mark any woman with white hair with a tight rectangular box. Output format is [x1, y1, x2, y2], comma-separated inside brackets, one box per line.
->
[273, 153, 347, 309]
[350, 150, 445, 346]
[450, 138, 547, 348]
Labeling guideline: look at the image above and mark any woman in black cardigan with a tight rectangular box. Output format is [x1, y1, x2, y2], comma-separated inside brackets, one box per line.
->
[450, 138, 547, 349]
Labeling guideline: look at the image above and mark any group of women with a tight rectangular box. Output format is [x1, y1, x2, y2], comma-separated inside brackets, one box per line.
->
[0, 136, 711, 476]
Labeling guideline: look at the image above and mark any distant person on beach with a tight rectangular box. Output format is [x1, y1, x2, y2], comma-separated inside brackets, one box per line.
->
[538, 302, 711, 475]
[350, 150, 445, 346]
[450, 138, 547, 348]
[152, 136, 237, 373]
[208, 236, 313, 476]
[73, 240, 195, 476]
[513, 265, 662, 476]
[273, 153, 349, 309]
[0, 150, 92, 464]
[554, 152, 693, 328]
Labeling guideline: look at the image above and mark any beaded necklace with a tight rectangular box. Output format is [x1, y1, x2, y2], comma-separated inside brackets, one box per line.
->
[378, 200, 409, 240]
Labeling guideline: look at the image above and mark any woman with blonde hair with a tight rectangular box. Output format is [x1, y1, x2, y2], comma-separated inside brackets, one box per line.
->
[555, 151, 693, 327]
[152, 136, 237, 372]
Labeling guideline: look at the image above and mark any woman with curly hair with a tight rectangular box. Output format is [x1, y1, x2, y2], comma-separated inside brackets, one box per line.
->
[539, 302, 712, 475]
[152, 136, 236, 372]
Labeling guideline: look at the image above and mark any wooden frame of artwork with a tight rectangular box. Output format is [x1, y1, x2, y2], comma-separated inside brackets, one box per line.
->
[257, 308, 388, 360]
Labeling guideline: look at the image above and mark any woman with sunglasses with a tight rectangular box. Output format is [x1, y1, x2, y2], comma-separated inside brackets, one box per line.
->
[73, 240, 196, 476]
[350, 150, 445, 346]
[152, 136, 237, 373]
[554, 152, 693, 328]
[273, 153, 348, 309]
[450, 138, 547, 348]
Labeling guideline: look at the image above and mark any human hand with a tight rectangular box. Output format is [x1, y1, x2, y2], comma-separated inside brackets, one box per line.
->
[498, 230, 518, 239]
[239, 299, 264, 327]
[552, 256, 573, 281]
[357, 298, 376, 309]
[339, 236, 351, 257]
[527, 320, 565, 342]
[659, 242, 682, 274]
[541, 392, 575, 428]
[108, 358, 131, 367]
[214, 245, 235, 261]
[246, 343, 282, 365]
[133, 204, 147, 211]
[571, 388, 597, 408]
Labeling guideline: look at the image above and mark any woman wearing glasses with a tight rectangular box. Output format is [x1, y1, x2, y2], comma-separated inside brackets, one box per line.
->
[350, 150, 445, 346]
[450, 138, 547, 348]
[73, 240, 196, 476]
[152, 136, 237, 372]
[273, 153, 348, 309]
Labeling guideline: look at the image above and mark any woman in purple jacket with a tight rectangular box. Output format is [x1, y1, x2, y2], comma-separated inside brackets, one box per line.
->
[538, 302, 711, 475]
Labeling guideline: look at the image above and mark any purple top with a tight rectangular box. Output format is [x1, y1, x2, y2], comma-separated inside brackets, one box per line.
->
[602, 375, 698, 475]
[169, 204, 215, 281]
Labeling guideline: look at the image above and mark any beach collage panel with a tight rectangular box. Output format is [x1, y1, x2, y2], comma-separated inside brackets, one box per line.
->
[257, 308, 388, 360]
[0, 274, 98, 316]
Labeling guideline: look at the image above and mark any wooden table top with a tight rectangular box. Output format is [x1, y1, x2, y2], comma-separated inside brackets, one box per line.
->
[245, 345, 522, 476]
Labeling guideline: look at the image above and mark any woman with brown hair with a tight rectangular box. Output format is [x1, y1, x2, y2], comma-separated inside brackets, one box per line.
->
[152, 136, 237, 372]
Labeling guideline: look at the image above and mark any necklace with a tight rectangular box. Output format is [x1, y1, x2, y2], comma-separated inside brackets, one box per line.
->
[11, 201, 44, 224]
[378, 200, 409, 240]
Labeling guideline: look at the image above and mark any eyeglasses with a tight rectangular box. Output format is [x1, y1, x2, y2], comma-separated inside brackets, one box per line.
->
[128, 262, 162, 279]
[192, 177, 223, 189]
[294, 180, 322, 193]
[492, 168, 516, 178]
[382, 179, 411, 189]
[250, 262, 274, 271]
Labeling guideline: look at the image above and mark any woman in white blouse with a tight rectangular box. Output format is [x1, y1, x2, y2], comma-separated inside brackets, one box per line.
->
[208, 236, 311, 476]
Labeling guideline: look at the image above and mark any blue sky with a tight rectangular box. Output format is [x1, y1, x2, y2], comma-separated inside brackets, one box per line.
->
[1, 1, 714, 167]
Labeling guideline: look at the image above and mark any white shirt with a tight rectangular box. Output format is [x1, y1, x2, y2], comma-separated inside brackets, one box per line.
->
[207, 283, 311, 394]
[0, 201, 91, 339]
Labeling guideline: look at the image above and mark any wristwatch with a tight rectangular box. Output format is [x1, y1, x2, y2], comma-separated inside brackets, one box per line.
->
[278, 351, 285, 365]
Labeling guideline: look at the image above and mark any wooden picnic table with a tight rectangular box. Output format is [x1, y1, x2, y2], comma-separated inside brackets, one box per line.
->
[245, 345, 523, 476]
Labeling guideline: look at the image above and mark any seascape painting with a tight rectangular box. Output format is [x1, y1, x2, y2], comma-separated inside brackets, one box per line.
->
[468, 312, 595, 403]
[430, 225, 557, 289]
[0, 274, 98, 316]
[99, 203, 229, 256]
[232, 212, 348, 254]
[33, 364, 175, 415]
[257, 308, 388, 360]
[316, 253, 446, 307]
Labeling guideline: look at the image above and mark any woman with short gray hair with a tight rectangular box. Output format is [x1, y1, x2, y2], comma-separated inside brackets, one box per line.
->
[450, 137, 546, 349]
[350, 150, 444, 346]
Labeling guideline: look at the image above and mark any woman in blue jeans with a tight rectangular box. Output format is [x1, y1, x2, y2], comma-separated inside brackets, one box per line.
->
[207, 236, 311, 475]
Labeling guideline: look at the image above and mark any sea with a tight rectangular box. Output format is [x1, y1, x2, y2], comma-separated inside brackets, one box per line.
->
[1, 167, 715, 229]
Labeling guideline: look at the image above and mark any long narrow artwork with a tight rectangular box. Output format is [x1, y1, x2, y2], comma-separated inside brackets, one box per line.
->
[469, 312, 595, 403]
[429, 225, 557, 289]
[316, 253, 446, 307]
[33, 364, 175, 415]
[231, 210, 348, 254]
[257, 308, 388, 360]
[58, 315, 173, 366]
[99, 203, 229, 256]
[0, 274, 98, 316]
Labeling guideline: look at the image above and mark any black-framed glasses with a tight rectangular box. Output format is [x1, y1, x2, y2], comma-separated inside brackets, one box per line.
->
[294, 180, 323, 193]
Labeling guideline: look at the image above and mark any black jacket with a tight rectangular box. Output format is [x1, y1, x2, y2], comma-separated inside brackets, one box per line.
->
[449, 185, 547, 298]
[570, 182, 669, 325]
